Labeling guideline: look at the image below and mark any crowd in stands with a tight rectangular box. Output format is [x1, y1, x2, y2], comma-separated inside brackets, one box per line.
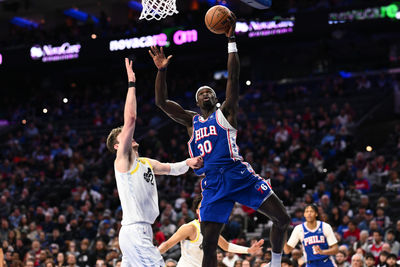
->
[0, 68, 399, 267]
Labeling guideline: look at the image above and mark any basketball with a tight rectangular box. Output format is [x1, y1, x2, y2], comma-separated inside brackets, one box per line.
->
[205, 5, 234, 35]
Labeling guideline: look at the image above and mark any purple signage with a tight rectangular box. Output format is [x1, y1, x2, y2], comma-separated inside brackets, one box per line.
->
[109, 29, 198, 51]
[30, 42, 81, 62]
[0, 53, 2, 65]
[235, 20, 294, 38]
[173, 30, 198, 45]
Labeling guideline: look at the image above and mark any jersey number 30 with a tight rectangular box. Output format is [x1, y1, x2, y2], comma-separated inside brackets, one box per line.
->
[197, 140, 212, 157]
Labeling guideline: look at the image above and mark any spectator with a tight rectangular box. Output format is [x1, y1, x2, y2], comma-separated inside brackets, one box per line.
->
[222, 252, 240, 267]
[364, 253, 375, 267]
[385, 229, 400, 255]
[343, 220, 360, 245]
[386, 253, 399, 267]
[351, 254, 364, 267]
[354, 170, 371, 194]
[368, 230, 385, 261]
[375, 207, 391, 229]
[336, 251, 350, 267]
[353, 230, 370, 252]
[377, 251, 389, 267]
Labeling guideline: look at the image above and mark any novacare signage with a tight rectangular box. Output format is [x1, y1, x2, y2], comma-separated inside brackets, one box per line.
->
[30, 42, 81, 62]
[109, 30, 198, 52]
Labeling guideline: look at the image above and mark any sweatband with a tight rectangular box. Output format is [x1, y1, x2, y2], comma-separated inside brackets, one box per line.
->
[168, 161, 189, 175]
[195, 86, 216, 102]
[228, 42, 238, 53]
[227, 243, 249, 254]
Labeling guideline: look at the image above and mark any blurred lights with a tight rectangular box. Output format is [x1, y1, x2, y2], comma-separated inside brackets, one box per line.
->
[323, 168, 327, 173]
[22, 119, 27, 125]
[366, 146, 373, 152]
[63, 98, 68, 103]
[43, 108, 48, 114]
[246, 80, 251, 86]
[0, 53, 2, 65]
[91, 34, 97, 39]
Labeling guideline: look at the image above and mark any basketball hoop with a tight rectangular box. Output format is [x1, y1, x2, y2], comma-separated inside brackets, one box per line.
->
[139, 0, 179, 20]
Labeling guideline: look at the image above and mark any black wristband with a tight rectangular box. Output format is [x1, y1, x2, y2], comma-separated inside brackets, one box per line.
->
[228, 36, 236, 42]
[128, 81, 136, 88]
[158, 67, 167, 72]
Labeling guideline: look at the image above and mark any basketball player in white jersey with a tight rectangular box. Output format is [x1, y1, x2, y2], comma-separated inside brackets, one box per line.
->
[158, 196, 264, 267]
[106, 58, 203, 267]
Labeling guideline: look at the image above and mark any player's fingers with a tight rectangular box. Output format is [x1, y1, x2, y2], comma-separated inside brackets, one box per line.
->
[160, 46, 165, 55]
[167, 55, 173, 61]
[150, 46, 157, 56]
[125, 58, 129, 67]
[149, 49, 155, 58]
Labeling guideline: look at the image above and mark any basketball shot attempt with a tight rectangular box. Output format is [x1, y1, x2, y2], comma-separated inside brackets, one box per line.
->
[149, 6, 290, 267]
[106, 58, 203, 267]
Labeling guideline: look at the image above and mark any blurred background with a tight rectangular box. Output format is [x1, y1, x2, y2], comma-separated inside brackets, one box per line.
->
[1, 0, 400, 266]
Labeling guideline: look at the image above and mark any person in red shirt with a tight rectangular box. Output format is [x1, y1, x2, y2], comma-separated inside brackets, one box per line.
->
[354, 170, 370, 194]
[343, 220, 360, 245]
[368, 230, 384, 262]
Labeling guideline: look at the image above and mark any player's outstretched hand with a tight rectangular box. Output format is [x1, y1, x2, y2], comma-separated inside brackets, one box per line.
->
[248, 239, 264, 255]
[225, 11, 237, 37]
[125, 58, 136, 82]
[149, 46, 173, 70]
[186, 156, 204, 169]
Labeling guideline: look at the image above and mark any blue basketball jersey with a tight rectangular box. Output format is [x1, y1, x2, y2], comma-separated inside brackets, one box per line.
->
[301, 221, 330, 262]
[188, 109, 243, 175]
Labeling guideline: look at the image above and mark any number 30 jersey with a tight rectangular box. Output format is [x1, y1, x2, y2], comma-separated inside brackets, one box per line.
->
[188, 109, 243, 176]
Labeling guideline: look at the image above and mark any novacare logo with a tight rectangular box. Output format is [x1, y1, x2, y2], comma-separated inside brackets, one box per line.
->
[30, 42, 81, 62]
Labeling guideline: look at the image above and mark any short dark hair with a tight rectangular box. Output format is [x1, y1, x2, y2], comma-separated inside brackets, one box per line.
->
[106, 126, 123, 153]
[304, 204, 319, 216]
[387, 253, 397, 260]
[365, 253, 375, 260]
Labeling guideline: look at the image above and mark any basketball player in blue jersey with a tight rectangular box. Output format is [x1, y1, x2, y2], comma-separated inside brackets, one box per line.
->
[149, 16, 290, 267]
[284, 204, 338, 267]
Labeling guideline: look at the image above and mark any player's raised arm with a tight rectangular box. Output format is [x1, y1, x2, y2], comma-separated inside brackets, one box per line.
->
[220, 13, 239, 128]
[115, 59, 137, 170]
[149, 46, 196, 129]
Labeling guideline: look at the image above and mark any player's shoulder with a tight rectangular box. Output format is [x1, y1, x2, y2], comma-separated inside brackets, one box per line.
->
[138, 157, 153, 168]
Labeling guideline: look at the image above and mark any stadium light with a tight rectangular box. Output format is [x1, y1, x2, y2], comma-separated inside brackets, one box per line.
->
[10, 17, 39, 29]
[43, 108, 48, 114]
[64, 8, 99, 24]
[246, 80, 251, 86]
[366, 146, 373, 152]
[63, 98, 68, 103]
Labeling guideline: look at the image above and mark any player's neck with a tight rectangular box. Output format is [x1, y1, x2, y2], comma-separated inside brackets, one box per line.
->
[306, 220, 317, 229]
[201, 107, 216, 119]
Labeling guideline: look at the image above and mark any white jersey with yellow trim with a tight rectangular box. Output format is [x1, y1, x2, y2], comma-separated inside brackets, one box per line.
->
[115, 157, 159, 225]
[177, 219, 203, 267]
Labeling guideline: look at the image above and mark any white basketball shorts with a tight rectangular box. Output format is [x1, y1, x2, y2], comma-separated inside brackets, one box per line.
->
[119, 223, 164, 267]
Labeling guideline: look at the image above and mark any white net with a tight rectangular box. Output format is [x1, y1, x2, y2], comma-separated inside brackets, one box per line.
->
[139, 0, 179, 21]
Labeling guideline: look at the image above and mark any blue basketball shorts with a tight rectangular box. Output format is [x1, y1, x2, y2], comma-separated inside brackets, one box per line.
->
[199, 161, 273, 224]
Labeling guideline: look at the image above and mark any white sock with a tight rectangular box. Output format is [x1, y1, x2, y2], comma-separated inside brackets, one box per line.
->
[271, 252, 282, 267]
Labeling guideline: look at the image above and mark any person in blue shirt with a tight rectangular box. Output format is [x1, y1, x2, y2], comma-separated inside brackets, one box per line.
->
[284, 204, 339, 267]
[149, 18, 290, 267]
